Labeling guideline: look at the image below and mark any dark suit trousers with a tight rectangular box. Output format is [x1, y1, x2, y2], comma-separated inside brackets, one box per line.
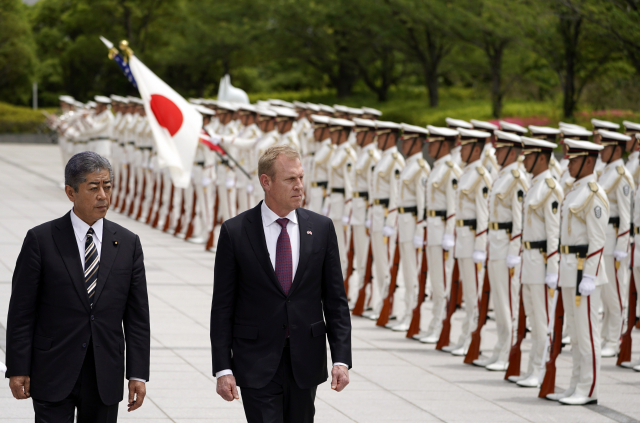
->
[32, 340, 119, 423]
[240, 340, 317, 423]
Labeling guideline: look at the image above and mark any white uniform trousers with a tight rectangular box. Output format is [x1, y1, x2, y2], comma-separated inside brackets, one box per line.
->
[370, 231, 391, 315]
[348, 225, 369, 305]
[562, 286, 602, 399]
[332, 219, 348, 279]
[397, 241, 418, 325]
[307, 186, 325, 214]
[89, 140, 112, 159]
[601, 255, 625, 347]
[157, 171, 174, 229]
[188, 166, 209, 242]
[216, 183, 237, 223]
[521, 284, 550, 378]
[455, 257, 482, 348]
[424, 246, 453, 337]
[487, 260, 514, 363]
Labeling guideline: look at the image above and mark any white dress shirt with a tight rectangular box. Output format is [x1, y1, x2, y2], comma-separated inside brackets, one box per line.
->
[216, 201, 347, 378]
[69, 209, 146, 383]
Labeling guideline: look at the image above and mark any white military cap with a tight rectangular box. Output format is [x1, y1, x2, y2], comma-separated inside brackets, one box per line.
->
[306, 103, 320, 112]
[217, 101, 239, 111]
[499, 120, 527, 134]
[361, 107, 382, 117]
[598, 129, 630, 145]
[112, 95, 128, 104]
[529, 125, 561, 142]
[353, 117, 376, 128]
[333, 104, 350, 113]
[318, 104, 336, 114]
[189, 98, 202, 105]
[565, 138, 603, 158]
[195, 105, 215, 116]
[561, 126, 592, 141]
[256, 107, 277, 117]
[329, 118, 355, 129]
[238, 104, 258, 113]
[445, 117, 473, 129]
[348, 107, 364, 116]
[59, 95, 75, 104]
[470, 119, 498, 131]
[401, 123, 429, 136]
[268, 99, 295, 108]
[521, 136, 557, 154]
[87, 101, 97, 108]
[310, 114, 331, 126]
[271, 106, 298, 118]
[622, 120, 640, 133]
[293, 101, 309, 109]
[559, 121, 586, 131]
[426, 125, 458, 141]
[458, 128, 491, 145]
[591, 118, 620, 130]
[375, 120, 401, 131]
[494, 130, 523, 147]
[128, 96, 143, 105]
[94, 95, 111, 104]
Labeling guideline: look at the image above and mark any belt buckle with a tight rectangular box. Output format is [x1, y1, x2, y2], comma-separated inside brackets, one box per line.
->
[560, 245, 570, 254]
[489, 222, 497, 230]
[399, 207, 405, 214]
[374, 199, 380, 205]
[524, 241, 531, 249]
[456, 219, 464, 227]
[428, 210, 435, 217]
[353, 192, 359, 198]
[311, 182, 317, 188]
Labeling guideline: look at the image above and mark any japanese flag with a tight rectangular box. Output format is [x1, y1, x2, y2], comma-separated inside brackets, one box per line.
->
[128, 55, 202, 188]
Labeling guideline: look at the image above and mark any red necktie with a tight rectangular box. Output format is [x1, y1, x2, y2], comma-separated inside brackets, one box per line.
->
[275, 218, 293, 295]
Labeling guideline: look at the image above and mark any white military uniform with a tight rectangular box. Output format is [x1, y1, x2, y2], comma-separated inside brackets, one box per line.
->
[481, 143, 500, 181]
[309, 138, 334, 214]
[597, 155, 634, 355]
[554, 144, 608, 404]
[84, 106, 113, 159]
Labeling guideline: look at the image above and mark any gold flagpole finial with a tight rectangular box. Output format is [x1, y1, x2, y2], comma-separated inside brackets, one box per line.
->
[119, 40, 134, 62]
[108, 47, 119, 60]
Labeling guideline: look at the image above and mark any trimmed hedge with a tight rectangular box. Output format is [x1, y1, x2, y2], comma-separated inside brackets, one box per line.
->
[0, 102, 55, 134]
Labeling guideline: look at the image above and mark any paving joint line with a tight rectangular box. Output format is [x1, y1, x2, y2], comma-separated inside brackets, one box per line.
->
[0, 154, 61, 185]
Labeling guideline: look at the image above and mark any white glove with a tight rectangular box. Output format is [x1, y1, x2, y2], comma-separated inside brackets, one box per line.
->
[322, 206, 329, 216]
[506, 254, 521, 269]
[341, 215, 350, 226]
[201, 176, 212, 187]
[382, 225, 395, 237]
[148, 162, 154, 170]
[0, 361, 6, 373]
[472, 250, 487, 265]
[442, 233, 455, 251]
[578, 274, 596, 297]
[246, 183, 254, 193]
[545, 273, 558, 290]
[209, 135, 222, 145]
[365, 219, 372, 229]
[614, 250, 628, 261]
[225, 178, 235, 189]
[413, 235, 424, 249]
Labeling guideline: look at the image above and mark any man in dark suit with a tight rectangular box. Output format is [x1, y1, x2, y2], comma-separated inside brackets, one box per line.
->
[5, 151, 150, 422]
[211, 145, 352, 423]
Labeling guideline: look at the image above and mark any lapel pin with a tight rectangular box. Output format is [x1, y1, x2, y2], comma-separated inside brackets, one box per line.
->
[114, 241, 118, 246]
[307, 231, 312, 235]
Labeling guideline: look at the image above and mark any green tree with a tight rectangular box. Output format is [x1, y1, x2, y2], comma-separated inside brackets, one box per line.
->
[0, 0, 37, 105]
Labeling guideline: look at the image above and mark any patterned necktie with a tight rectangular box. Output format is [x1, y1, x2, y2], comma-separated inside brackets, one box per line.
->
[85, 228, 99, 306]
[275, 218, 293, 295]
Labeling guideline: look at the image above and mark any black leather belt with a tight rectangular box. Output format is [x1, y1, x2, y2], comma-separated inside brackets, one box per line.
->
[331, 187, 345, 194]
[456, 219, 477, 230]
[398, 206, 418, 216]
[139, 146, 153, 151]
[489, 222, 513, 233]
[353, 191, 368, 200]
[373, 198, 389, 207]
[128, 141, 135, 145]
[311, 181, 328, 188]
[427, 210, 446, 218]
[524, 240, 547, 250]
[609, 217, 620, 228]
[88, 137, 109, 141]
[194, 161, 205, 166]
[560, 245, 588, 255]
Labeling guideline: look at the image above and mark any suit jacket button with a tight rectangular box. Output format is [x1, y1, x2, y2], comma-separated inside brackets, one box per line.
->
[82, 343, 87, 348]
[91, 315, 95, 321]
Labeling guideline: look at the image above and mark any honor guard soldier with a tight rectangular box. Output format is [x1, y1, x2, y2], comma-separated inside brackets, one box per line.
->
[475, 130, 527, 371]
[365, 121, 405, 321]
[470, 119, 500, 180]
[417, 126, 461, 343]
[623, 121, 640, 185]
[390, 124, 431, 332]
[509, 136, 562, 387]
[250, 108, 278, 206]
[592, 119, 621, 177]
[273, 106, 301, 151]
[597, 129, 634, 358]
[442, 128, 492, 356]
[84, 96, 114, 160]
[626, 158, 640, 370]
[499, 121, 529, 181]
[308, 114, 333, 214]
[445, 117, 473, 167]
[559, 126, 593, 194]
[327, 118, 357, 279]
[547, 139, 608, 405]
[347, 118, 380, 308]
[528, 125, 562, 179]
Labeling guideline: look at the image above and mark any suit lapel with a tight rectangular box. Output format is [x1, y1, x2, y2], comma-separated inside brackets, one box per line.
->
[244, 203, 284, 295]
[52, 213, 91, 312]
[92, 219, 119, 307]
[289, 208, 313, 297]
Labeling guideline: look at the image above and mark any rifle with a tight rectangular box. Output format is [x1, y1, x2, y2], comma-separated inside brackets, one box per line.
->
[151, 176, 164, 228]
[205, 192, 220, 251]
[465, 266, 491, 364]
[539, 287, 565, 397]
[537, 289, 559, 384]
[146, 172, 158, 225]
[173, 189, 187, 236]
[135, 171, 147, 220]
[343, 227, 355, 294]
[618, 256, 638, 366]
[352, 241, 374, 316]
[436, 257, 460, 350]
[377, 235, 401, 327]
[127, 172, 138, 216]
[162, 183, 175, 232]
[118, 164, 130, 213]
[505, 287, 526, 379]
[407, 228, 428, 339]
[184, 188, 198, 241]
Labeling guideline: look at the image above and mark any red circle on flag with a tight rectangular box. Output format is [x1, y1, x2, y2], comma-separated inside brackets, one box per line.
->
[150, 94, 183, 136]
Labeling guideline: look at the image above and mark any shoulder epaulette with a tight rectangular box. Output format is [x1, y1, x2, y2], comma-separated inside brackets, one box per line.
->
[589, 181, 599, 192]
[476, 166, 485, 176]
[368, 149, 374, 157]
[484, 150, 491, 157]
[418, 158, 427, 169]
[546, 178, 556, 189]
[617, 165, 625, 175]
[511, 169, 520, 179]
[446, 160, 454, 168]
[392, 152, 398, 160]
